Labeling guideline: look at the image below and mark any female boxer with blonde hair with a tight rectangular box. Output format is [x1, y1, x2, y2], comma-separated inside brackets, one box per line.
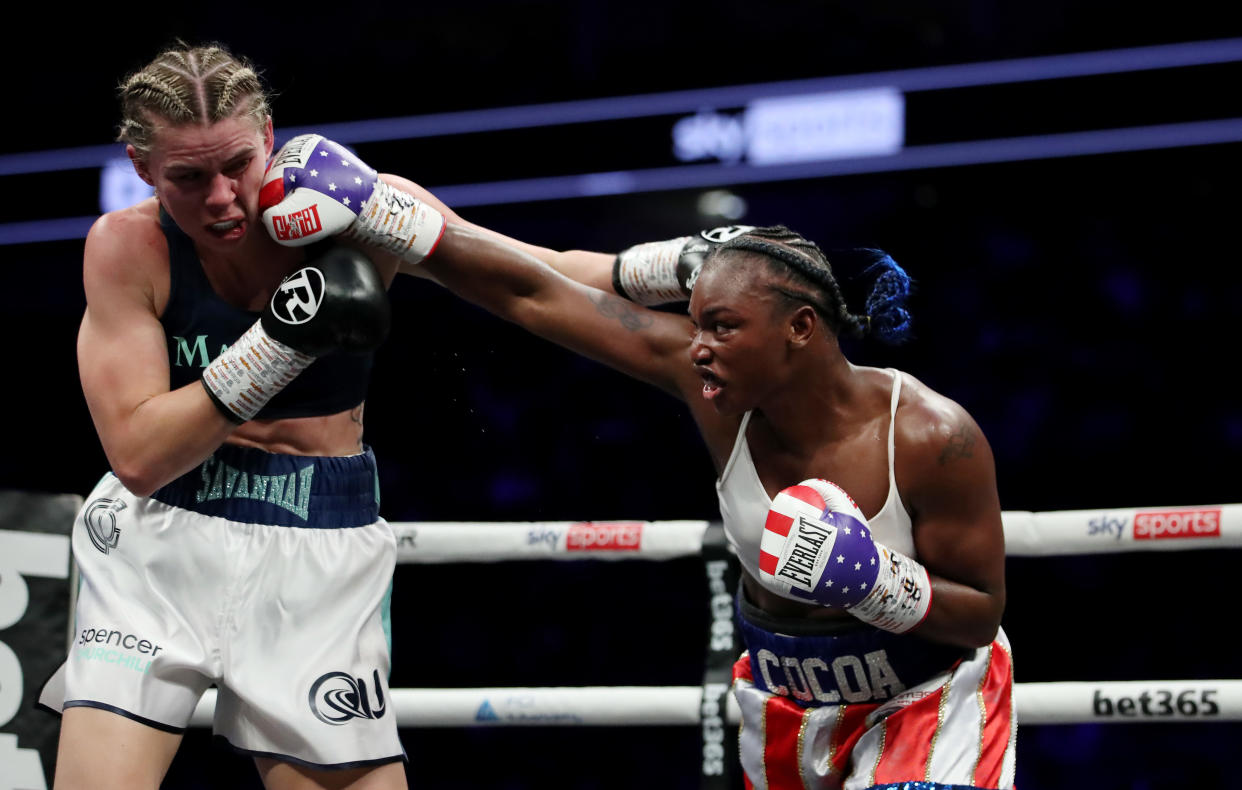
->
[41, 44, 434, 790]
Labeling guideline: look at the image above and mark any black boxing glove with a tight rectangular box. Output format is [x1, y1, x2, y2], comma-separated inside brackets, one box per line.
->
[202, 244, 390, 423]
[611, 225, 755, 305]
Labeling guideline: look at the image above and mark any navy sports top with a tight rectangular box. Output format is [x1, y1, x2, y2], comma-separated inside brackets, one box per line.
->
[158, 211, 375, 419]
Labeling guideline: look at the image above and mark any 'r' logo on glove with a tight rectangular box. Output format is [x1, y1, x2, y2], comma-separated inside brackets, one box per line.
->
[271, 267, 325, 325]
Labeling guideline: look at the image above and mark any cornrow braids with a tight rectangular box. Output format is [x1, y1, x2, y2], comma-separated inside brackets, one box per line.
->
[710, 226, 914, 345]
[118, 42, 271, 158]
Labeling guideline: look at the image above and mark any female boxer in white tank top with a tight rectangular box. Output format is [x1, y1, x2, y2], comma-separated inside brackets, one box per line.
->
[403, 219, 1015, 787]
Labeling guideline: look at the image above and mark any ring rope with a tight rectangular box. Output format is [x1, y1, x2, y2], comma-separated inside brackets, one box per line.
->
[391, 503, 1241, 563]
[190, 680, 1242, 727]
[186, 507, 1239, 733]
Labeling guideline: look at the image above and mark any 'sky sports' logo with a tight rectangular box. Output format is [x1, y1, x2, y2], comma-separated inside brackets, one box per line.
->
[1133, 508, 1221, 540]
[308, 669, 387, 725]
[83, 497, 127, 554]
[270, 205, 323, 241]
[566, 522, 643, 551]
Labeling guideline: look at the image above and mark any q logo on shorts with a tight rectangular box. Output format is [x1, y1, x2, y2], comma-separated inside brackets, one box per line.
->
[308, 669, 387, 725]
[83, 498, 126, 555]
[271, 267, 325, 325]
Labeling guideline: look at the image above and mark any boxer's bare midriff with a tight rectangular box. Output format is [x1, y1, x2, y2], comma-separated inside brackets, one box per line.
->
[225, 406, 365, 458]
[742, 569, 854, 621]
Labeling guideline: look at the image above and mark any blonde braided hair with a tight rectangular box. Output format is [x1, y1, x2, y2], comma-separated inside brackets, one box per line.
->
[118, 42, 270, 159]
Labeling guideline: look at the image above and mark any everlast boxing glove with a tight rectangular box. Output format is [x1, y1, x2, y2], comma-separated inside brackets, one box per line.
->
[259, 134, 445, 265]
[760, 479, 932, 633]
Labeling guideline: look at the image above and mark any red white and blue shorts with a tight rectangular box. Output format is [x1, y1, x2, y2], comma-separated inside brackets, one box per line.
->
[39, 444, 402, 770]
[732, 592, 1015, 789]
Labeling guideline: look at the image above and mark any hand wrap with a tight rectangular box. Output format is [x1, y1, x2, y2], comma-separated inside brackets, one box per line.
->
[612, 225, 755, 305]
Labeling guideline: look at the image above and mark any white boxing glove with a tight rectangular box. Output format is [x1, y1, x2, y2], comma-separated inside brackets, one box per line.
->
[259, 134, 446, 264]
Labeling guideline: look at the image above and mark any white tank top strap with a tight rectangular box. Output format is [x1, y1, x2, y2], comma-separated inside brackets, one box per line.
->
[886, 368, 902, 490]
[717, 410, 755, 485]
[868, 368, 916, 558]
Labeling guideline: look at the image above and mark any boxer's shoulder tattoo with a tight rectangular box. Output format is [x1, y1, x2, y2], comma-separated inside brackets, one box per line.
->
[937, 422, 976, 466]
[590, 291, 654, 332]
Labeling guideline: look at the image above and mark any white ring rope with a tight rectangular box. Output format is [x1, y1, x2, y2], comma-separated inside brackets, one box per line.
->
[186, 505, 1242, 731]
[391, 503, 1242, 562]
[190, 680, 1242, 727]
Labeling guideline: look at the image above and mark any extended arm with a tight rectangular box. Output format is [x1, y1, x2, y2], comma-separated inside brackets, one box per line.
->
[257, 136, 702, 399]
[418, 219, 696, 397]
[409, 219, 755, 305]
[379, 175, 618, 292]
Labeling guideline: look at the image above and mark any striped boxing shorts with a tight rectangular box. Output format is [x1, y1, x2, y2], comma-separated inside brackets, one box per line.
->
[732, 590, 1015, 789]
[39, 443, 402, 769]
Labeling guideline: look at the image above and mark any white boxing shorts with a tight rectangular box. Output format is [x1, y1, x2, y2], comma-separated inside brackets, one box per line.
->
[38, 444, 402, 769]
[731, 590, 1016, 790]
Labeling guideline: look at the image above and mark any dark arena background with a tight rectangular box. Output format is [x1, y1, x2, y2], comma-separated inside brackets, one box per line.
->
[2, 3, 1242, 788]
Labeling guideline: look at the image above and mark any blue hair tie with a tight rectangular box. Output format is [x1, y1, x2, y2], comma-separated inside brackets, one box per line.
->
[860, 251, 913, 345]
